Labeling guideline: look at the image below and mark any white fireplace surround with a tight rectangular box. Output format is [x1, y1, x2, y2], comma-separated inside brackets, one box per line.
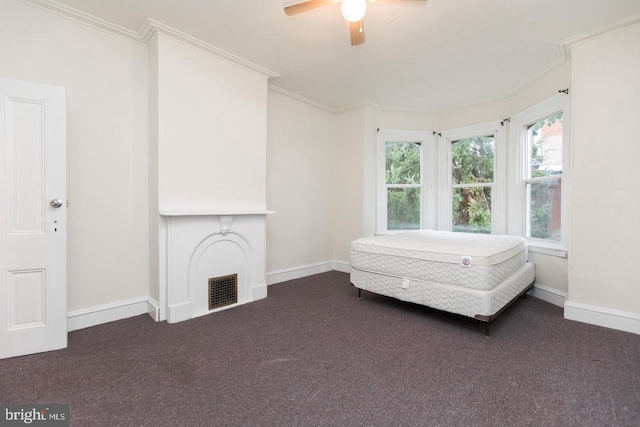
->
[158, 205, 272, 323]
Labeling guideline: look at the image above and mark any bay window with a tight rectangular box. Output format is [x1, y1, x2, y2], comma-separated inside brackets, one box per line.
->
[374, 94, 568, 256]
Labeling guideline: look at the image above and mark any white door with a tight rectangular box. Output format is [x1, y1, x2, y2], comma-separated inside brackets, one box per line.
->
[0, 78, 66, 359]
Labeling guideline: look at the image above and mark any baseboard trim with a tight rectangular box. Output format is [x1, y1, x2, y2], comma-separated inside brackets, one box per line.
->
[530, 283, 566, 308]
[67, 297, 150, 332]
[267, 261, 333, 285]
[266, 261, 352, 285]
[252, 283, 268, 301]
[166, 301, 192, 324]
[564, 301, 640, 335]
[147, 297, 160, 322]
[332, 260, 351, 274]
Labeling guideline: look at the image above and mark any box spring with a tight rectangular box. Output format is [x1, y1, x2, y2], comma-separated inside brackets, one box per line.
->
[350, 262, 535, 318]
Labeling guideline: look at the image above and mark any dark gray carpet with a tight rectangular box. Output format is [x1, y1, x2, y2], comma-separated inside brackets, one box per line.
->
[1, 271, 639, 426]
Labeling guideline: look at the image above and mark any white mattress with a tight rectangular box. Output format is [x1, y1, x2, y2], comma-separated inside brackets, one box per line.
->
[350, 262, 536, 318]
[351, 230, 527, 291]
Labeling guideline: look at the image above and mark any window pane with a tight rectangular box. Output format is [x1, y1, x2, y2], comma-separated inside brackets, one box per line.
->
[452, 186, 491, 234]
[528, 178, 561, 241]
[528, 113, 563, 178]
[385, 142, 421, 185]
[387, 188, 420, 230]
[451, 136, 494, 184]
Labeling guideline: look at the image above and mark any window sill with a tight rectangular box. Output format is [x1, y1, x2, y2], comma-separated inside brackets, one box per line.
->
[375, 230, 417, 236]
[527, 244, 568, 258]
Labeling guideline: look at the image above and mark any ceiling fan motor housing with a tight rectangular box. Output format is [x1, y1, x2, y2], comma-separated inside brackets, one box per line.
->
[342, 0, 367, 22]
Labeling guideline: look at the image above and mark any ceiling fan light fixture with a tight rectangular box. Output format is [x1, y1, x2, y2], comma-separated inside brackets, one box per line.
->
[341, 0, 367, 22]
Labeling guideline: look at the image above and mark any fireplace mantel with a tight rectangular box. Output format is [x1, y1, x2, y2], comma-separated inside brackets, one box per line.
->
[159, 204, 275, 217]
[157, 205, 271, 323]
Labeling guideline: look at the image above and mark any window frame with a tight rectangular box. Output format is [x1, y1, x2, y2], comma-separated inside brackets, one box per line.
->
[438, 122, 506, 235]
[508, 94, 570, 253]
[376, 129, 435, 234]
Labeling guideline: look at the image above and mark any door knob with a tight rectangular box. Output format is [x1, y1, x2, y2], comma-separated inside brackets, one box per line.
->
[49, 199, 63, 208]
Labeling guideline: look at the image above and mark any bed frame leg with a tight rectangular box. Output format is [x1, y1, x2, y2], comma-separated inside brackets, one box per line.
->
[484, 322, 490, 338]
[357, 289, 362, 300]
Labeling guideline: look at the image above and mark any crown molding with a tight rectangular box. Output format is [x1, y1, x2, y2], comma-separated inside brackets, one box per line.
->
[268, 85, 337, 113]
[21, 0, 142, 43]
[267, 85, 378, 115]
[557, 13, 640, 57]
[335, 101, 373, 114]
[139, 19, 280, 79]
[20, 1, 280, 79]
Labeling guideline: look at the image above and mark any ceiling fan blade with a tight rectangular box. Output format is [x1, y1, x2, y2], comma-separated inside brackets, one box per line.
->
[284, 0, 336, 16]
[350, 19, 365, 46]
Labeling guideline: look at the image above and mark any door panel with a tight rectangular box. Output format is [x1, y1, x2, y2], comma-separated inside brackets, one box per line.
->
[8, 268, 46, 330]
[7, 98, 46, 234]
[0, 78, 66, 359]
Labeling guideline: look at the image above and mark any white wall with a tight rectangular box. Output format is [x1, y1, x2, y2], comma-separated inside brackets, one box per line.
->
[436, 99, 508, 131]
[332, 107, 369, 263]
[374, 110, 438, 131]
[148, 36, 160, 303]
[266, 90, 336, 273]
[362, 106, 377, 238]
[155, 34, 269, 208]
[0, 0, 149, 311]
[508, 62, 572, 115]
[569, 24, 640, 316]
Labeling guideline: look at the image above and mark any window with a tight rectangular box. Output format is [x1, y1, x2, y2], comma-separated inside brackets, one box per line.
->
[451, 136, 494, 233]
[525, 113, 563, 241]
[439, 123, 505, 234]
[377, 130, 435, 233]
[509, 94, 569, 250]
[385, 141, 421, 230]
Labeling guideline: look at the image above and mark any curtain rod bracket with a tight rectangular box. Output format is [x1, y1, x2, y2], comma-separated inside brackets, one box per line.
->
[559, 88, 569, 95]
[432, 131, 441, 137]
[501, 118, 510, 126]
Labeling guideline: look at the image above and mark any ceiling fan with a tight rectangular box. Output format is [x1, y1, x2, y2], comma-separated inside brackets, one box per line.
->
[284, 0, 426, 46]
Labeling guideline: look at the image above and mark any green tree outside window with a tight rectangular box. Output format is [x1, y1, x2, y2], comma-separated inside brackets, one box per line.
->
[451, 136, 494, 233]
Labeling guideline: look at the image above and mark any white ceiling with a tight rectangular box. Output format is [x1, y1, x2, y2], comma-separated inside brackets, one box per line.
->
[44, 0, 640, 112]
